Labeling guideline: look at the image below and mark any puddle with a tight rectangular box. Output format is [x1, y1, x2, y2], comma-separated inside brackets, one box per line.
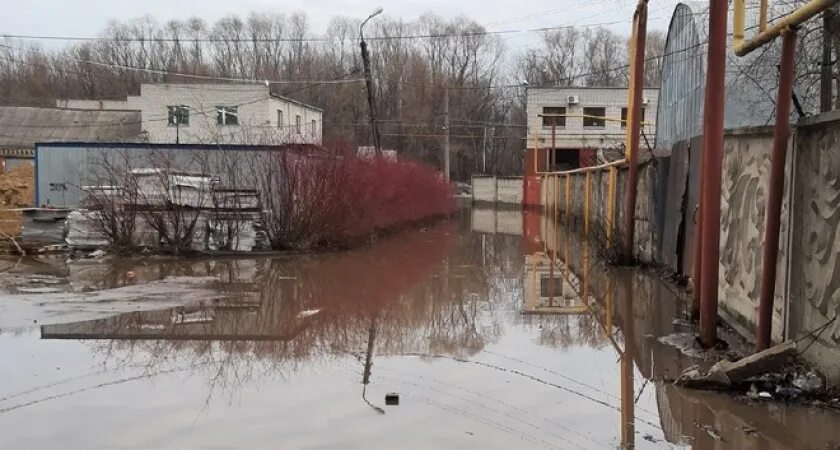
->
[0, 208, 838, 449]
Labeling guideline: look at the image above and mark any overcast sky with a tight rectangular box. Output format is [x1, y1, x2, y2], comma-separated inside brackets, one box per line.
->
[4, 0, 681, 51]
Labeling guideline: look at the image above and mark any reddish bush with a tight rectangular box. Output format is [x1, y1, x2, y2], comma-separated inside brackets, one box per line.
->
[257, 151, 455, 249]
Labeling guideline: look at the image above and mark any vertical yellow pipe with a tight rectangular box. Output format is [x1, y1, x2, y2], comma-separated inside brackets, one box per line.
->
[606, 167, 617, 247]
[584, 171, 591, 236]
[553, 174, 558, 264]
[759, 0, 768, 31]
[734, 0, 746, 49]
[606, 276, 614, 333]
[565, 174, 571, 220]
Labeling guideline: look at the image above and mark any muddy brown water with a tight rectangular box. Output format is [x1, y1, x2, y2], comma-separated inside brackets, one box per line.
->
[0, 207, 838, 449]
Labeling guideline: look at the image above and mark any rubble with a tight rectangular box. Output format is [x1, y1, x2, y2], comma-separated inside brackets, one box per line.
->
[676, 341, 797, 389]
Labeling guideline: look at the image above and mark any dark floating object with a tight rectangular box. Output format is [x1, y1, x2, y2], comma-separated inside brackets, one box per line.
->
[385, 393, 399, 406]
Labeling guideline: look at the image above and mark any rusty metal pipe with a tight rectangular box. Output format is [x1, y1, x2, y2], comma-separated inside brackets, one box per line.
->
[757, 29, 797, 350]
[551, 125, 556, 172]
[699, 0, 728, 347]
[621, 0, 648, 264]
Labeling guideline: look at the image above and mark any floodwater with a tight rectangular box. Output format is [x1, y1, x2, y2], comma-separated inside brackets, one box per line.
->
[1, 207, 839, 449]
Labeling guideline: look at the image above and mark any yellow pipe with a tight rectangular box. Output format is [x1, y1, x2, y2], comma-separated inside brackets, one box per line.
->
[565, 174, 571, 220]
[759, 0, 768, 31]
[553, 174, 559, 228]
[606, 166, 617, 247]
[584, 171, 591, 236]
[606, 276, 614, 334]
[734, 0, 839, 56]
[734, 0, 746, 51]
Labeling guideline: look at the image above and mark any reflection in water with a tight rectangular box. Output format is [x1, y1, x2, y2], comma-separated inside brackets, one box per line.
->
[41, 220, 514, 399]
[526, 205, 840, 450]
[0, 207, 833, 449]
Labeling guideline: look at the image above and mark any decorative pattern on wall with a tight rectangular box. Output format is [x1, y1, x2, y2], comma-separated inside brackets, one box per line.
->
[718, 131, 788, 342]
[792, 124, 840, 345]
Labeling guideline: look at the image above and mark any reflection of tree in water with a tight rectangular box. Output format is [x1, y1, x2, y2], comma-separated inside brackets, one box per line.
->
[86, 221, 507, 393]
[532, 313, 609, 349]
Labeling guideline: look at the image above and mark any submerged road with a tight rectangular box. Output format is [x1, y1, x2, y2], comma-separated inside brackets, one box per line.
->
[0, 206, 838, 449]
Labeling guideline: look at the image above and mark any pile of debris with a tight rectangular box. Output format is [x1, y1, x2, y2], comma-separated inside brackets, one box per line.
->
[66, 168, 263, 253]
[676, 340, 837, 405]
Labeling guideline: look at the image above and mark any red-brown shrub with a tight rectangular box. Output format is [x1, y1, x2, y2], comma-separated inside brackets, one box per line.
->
[258, 151, 454, 249]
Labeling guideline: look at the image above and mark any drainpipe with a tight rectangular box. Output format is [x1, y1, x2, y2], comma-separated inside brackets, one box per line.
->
[621, 0, 647, 265]
[699, 0, 728, 347]
[757, 29, 797, 350]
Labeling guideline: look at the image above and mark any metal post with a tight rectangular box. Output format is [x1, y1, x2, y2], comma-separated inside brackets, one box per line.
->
[551, 125, 556, 172]
[620, 272, 635, 448]
[443, 88, 450, 182]
[822, 10, 833, 112]
[699, 0, 728, 347]
[621, 0, 648, 264]
[482, 125, 487, 173]
[757, 29, 797, 350]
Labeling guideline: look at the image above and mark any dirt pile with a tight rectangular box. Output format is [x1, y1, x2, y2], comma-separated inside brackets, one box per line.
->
[0, 163, 34, 239]
[0, 163, 34, 208]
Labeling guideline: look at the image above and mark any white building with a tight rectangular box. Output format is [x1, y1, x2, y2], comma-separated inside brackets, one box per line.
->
[526, 87, 659, 169]
[58, 83, 323, 146]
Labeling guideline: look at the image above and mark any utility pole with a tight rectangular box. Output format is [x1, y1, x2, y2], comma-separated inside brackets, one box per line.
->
[443, 88, 450, 182]
[482, 125, 487, 173]
[360, 8, 384, 155]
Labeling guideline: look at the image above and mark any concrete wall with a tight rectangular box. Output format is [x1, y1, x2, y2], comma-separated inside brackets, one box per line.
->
[717, 127, 790, 343]
[471, 175, 523, 205]
[126, 84, 321, 145]
[711, 115, 840, 380]
[788, 112, 840, 380]
[526, 87, 659, 150]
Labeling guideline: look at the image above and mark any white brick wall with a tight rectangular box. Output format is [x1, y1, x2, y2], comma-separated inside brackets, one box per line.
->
[526, 87, 659, 150]
[125, 84, 322, 145]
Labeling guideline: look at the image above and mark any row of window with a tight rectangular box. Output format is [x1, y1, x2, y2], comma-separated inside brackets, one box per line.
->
[541, 106, 645, 129]
[277, 110, 317, 136]
[167, 106, 318, 135]
[167, 105, 238, 126]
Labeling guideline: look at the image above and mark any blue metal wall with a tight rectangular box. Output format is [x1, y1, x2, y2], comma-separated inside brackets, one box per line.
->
[34, 142, 289, 208]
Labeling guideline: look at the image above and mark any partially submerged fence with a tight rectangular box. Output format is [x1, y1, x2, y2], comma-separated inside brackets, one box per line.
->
[538, 158, 658, 263]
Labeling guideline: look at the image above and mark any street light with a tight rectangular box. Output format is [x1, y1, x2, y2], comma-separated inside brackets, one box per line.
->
[360, 7, 384, 156]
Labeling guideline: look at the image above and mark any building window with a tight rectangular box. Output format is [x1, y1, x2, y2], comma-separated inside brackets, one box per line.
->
[277, 110, 284, 128]
[620, 107, 645, 129]
[311, 119, 317, 136]
[167, 105, 189, 126]
[216, 106, 239, 126]
[583, 107, 606, 128]
[540, 276, 562, 297]
[295, 115, 302, 134]
[542, 107, 566, 127]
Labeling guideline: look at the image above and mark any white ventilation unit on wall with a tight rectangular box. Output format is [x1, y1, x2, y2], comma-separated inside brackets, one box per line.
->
[642, 97, 650, 106]
[567, 95, 580, 105]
